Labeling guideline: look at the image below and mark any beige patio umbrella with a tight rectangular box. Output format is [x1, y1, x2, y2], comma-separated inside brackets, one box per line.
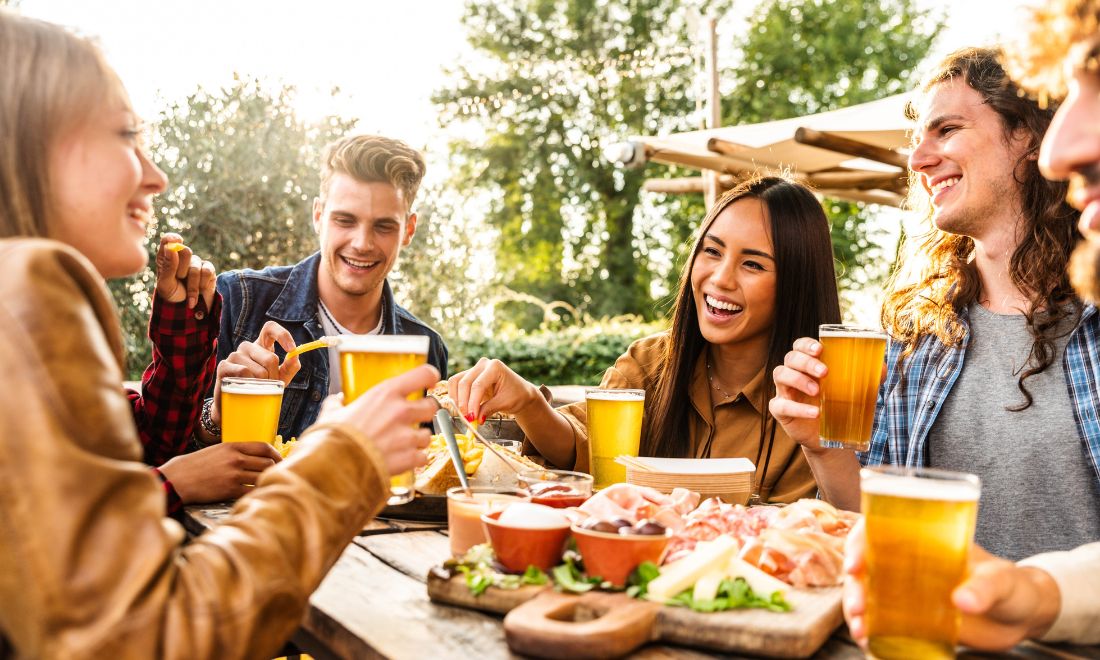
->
[606, 93, 914, 207]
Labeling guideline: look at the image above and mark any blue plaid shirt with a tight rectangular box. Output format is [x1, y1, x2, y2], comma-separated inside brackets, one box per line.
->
[862, 304, 1100, 486]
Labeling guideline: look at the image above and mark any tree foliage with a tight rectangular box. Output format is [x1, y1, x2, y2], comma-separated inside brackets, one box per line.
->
[725, 0, 942, 301]
[437, 0, 941, 325]
[109, 78, 355, 377]
[434, 0, 732, 328]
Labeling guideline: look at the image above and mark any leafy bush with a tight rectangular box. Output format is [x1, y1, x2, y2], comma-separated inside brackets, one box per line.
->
[447, 316, 667, 385]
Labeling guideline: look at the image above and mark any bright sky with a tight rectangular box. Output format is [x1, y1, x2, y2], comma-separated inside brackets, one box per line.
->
[19, 0, 1034, 152]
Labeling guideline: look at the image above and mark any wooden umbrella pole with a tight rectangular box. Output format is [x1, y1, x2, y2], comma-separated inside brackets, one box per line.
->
[794, 127, 909, 169]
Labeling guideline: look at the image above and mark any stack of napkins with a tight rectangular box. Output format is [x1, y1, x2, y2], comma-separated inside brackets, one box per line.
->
[621, 457, 756, 505]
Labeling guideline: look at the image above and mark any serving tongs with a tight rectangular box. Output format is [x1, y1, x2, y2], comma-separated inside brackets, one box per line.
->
[430, 394, 524, 476]
[433, 408, 471, 493]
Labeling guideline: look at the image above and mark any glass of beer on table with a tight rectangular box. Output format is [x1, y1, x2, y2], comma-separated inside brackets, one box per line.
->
[338, 334, 430, 506]
[446, 486, 528, 557]
[220, 377, 284, 443]
[817, 324, 887, 451]
[585, 388, 644, 490]
[861, 466, 981, 660]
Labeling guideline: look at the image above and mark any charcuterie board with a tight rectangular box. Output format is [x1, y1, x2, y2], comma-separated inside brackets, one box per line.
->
[427, 567, 843, 658]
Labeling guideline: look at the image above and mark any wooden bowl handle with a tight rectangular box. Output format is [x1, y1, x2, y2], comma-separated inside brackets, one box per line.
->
[503, 591, 659, 659]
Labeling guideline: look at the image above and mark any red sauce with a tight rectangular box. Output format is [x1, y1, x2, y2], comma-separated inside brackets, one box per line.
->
[530, 492, 588, 508]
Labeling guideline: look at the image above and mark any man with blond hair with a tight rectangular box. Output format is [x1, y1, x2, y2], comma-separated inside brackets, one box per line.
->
[198, 135, 447, 442]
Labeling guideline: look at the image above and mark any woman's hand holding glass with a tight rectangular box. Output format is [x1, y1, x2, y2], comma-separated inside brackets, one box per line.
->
[769, 337, 829, 448]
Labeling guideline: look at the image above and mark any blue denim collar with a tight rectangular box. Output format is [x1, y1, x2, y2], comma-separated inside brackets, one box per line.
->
[264, 251, 397, 332]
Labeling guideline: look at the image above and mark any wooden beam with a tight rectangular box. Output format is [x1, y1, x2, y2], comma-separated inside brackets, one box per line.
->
[794, 127, 909, 169]
[644, 146, 773, 178]
[707, 137, 748, 158]
[704, 16, 721, 210]
[815, 188, 905, 207]
[642, 176, 735, 194]
[804, 170, 907, 191]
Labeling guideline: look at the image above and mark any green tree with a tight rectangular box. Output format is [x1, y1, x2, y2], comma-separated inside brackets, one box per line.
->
[724, 0, 942, 300]
[434, 0, 732, 328]
[109, 78, 355, 378]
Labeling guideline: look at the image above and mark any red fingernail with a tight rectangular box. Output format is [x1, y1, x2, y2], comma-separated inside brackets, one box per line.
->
[478, 416, 486, 424]
[464, 413, 474, 422]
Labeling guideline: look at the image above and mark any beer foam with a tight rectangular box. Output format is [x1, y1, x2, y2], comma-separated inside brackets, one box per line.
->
[862, 473, 980, 502]
[221, 379, 284, 395]
[818, 328, 887, 340]
[338, 334, 430, 354]
[585, 389, 645, 402]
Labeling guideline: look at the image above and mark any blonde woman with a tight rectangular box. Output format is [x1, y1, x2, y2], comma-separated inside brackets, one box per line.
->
[0, 11, 436, 657]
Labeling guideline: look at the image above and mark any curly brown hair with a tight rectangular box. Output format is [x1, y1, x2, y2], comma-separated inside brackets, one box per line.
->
[1005, 0, 1100, 101]
[882, 47, 1080, 411]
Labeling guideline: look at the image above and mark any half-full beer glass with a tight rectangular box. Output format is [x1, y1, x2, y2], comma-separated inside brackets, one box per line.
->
[861, 466, 981, 660]
[220, 377, 284, 443]
[338, 334, 430, 505]
[818, 324, 887, 451]
[585, 388, 644, 490]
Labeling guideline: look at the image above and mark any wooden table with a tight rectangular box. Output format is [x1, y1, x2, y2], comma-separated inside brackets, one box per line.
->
[182, 504, 1100, 660]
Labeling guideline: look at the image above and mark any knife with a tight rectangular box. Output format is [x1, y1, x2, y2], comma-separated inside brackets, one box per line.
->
[434, 408, 471, 492]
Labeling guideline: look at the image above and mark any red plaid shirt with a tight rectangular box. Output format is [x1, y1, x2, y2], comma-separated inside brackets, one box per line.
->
[125, 294, 222, 515]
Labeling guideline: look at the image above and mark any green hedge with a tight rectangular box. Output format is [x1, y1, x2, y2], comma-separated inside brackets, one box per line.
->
[447, 317, 667, 385]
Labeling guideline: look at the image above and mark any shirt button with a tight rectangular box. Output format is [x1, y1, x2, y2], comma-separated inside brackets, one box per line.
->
[312, 391, 322, 402]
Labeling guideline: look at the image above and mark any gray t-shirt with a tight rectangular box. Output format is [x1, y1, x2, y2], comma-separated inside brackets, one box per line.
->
[928, 303, 1100, 561]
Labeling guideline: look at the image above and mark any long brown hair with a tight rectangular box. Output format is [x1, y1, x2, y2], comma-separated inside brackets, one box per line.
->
[0, 10, 121, 238]
[883, 47, 1080, 410]
[644, 177, 841, 462]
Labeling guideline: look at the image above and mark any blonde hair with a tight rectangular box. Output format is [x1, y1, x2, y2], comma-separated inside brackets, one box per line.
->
[1006, 0, 1100, 101]
[318, 134, 426, 212]
[0, 10, 122, 238]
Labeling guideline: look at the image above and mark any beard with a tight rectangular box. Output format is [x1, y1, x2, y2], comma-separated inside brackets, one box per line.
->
[1069, 239, 1100, 304]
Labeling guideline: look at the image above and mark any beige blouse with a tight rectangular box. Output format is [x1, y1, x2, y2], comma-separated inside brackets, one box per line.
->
[554, 332, 816, 504]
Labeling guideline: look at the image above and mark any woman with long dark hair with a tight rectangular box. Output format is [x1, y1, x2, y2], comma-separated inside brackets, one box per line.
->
[450, 176, 841, 503]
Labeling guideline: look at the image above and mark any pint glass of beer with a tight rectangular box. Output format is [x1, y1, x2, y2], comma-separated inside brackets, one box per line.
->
[585, 388, 645, 490]
[338, 334, 430, 506]
[220, 377, 285, 443]
[861, 466, 981, 660]
[818, 324, 887, 451]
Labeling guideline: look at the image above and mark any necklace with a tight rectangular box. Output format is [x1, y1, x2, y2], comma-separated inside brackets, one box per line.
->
[706, 361, 735, 400]
[318, 301, 349, 335]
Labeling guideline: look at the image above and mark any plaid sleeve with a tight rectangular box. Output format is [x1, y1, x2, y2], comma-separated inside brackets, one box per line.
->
[150, 466, 184, 517]
[127, 293, 223, 468]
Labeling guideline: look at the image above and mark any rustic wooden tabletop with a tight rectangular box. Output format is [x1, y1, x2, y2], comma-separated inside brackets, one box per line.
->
[182, 504, 1100, 660]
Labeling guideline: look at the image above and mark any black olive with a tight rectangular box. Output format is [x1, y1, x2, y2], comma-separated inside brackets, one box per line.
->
[581, 518, 620, 534]
[628, 520, 666, 536]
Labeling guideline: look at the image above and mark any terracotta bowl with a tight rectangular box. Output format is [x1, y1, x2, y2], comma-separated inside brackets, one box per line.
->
[571, 525, 671, 587]
[481, 509, 571, 573]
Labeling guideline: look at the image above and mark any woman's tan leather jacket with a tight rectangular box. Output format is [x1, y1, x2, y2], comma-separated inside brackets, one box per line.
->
[0, 239, 389, 658]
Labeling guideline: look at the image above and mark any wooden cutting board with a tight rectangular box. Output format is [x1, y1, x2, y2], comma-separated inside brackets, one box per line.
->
[427, 568, 842, 658]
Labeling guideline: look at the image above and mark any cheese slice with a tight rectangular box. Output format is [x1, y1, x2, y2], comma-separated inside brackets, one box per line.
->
[647, 534, 739, 602]
[691, 568, 725, 602]
[727, 555, 791, 601]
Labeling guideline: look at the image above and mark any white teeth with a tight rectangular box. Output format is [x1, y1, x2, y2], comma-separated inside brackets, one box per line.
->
[342, 256, 377, 268]
[931, 177, 960, 194]
[705, 295, 742, 312]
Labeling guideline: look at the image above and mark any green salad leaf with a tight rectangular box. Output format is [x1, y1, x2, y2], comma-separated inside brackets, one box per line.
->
[626, 561, 661, 599]
[668, 577, 792, 613]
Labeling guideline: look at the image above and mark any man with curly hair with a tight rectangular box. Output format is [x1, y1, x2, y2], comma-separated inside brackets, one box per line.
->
[840, 2, 1100, 652]
[774, 44, 1100, 562]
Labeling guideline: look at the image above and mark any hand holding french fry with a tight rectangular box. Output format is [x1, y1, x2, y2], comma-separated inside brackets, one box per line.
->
[154, 233, 216, 313]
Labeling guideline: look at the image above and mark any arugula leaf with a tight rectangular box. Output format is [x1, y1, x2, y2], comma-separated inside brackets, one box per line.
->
[626, 561, 661, 599]
[522, 565, 550, 586]
[667, 577, 792, 613]
[552, 555, 601, 593]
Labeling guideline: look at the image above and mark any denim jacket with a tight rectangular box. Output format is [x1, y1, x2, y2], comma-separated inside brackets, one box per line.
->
[214, 251, 448, 439]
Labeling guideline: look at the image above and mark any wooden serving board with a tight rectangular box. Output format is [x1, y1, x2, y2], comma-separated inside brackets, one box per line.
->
[427, 569, 843, 658]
